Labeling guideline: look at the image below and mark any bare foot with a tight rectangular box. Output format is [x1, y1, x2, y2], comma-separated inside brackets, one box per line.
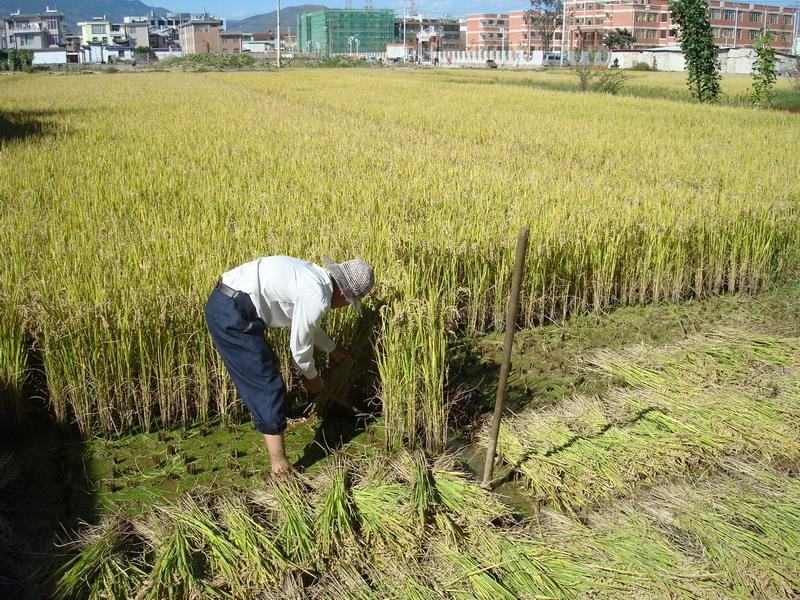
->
[270, 456, 292, 477]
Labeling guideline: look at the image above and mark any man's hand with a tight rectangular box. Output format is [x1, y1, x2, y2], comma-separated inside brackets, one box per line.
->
[330, 345, 354, 364]
[305, 375, 323, 395]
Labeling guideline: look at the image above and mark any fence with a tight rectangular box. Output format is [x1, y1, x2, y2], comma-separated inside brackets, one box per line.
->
[432, 49, 609, 68]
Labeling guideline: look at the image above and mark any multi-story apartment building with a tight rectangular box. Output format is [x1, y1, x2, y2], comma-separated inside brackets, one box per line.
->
[77, 17, 149, 48]
[469, 0, 796, 54]
[178, 19, 223, 54]
[3, 8, 64, 50]
[395, 16, 464, 51]
[465, 13, 510, 50]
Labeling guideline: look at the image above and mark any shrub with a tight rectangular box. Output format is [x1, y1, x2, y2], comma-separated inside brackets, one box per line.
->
[593, 68, 628, 94]
[631, 62, 652, 71]
[160, 53, 258, 70]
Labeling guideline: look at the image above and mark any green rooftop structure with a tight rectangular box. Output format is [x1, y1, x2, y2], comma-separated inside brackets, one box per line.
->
[297, 9, 394, 56]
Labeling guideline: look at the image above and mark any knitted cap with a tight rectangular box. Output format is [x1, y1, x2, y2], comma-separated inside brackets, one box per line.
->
[322, 257, 375, 316]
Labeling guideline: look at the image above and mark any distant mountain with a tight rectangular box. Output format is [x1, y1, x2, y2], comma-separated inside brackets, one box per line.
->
[0, 0, 170, 30]
[226, 4, 327, 33]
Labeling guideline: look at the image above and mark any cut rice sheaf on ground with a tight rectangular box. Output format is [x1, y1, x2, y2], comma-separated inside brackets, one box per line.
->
[483, 329, 800, 512]
[48, 445, 800, 600]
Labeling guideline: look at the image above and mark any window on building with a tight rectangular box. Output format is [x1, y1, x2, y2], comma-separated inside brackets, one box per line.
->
[660, 13, 668, 21]
[723, 9, 734, 20]
[660, 29, 666, 38]
[710, 9, 721, 19]
[783, 15, 792, 25]
[45, 17, 58, 30]
[111, 25, 121, 32]
[19, 33, 33, 45]
[91, 24, 105, 34]
[768, 14, 778, 24]
[749, 11, 761, 22]
[196, 24, 210, 32]
[748, 29, 756, 39]
[782, 32, 789, 42]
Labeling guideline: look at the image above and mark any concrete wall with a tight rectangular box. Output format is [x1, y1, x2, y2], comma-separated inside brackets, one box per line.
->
[32, 49, 67, 64]
[154, 48, 183, 60]
[610, 47, 797, 74]
[433, 49, 607, 67]
[610, 50, 685, 71]
[721, 47, 797, 75]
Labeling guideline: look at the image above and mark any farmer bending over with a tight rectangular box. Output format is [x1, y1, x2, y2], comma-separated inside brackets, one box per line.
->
[205, 255, 375, 475]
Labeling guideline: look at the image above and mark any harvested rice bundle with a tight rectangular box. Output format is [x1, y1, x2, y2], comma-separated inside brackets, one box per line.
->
[135, 509, 207, 599]
[551, 395, 611, 437]
[162, 496, 246, 595]
[53, 517, 144, 600]
[591, 330, 800, 392]
[467, 526, 586, 600]
[351, 482, 416, 551]
[251, 475, 315, 567]
[581, 507, 719, 598]
[217, 495, 287, 589]
[639, 475, 800, 599]
[430, 535, 517, 600]
[510, 411, 708, 512]
[310, 563, 374, 600]
[394, 449, 439, 528]
[314, 457, 359, 560]
[432, 455, 510, 524]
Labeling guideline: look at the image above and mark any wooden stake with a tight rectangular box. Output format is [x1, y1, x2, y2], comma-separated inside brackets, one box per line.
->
[482, 226, 529, 489]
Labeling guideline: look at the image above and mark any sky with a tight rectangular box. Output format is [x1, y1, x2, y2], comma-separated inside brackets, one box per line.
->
[163, 0, 799, 24]
[162, 0, 531, 22]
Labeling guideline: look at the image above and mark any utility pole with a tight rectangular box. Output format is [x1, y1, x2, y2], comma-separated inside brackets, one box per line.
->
[403, 0, 407, 62]
[560, 0, 568, 66]
[276, 0, 281, 67]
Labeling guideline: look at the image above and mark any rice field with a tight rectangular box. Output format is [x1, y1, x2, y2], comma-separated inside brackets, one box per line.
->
[1, 66, 800, 597]
[1, 68, 799, 449]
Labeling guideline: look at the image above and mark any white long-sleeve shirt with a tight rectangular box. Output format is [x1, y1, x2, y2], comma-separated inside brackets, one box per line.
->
[221, 256, 337, 379]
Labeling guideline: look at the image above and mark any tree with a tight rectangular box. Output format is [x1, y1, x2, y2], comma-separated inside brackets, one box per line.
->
[526, 0, 564, 55]
[669, 0, 721, 103]
[750, 31, 777, 107]
[602, 28, 636, 50]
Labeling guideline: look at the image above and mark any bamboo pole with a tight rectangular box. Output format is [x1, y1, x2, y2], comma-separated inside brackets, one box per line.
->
[482, 226, 530, 489]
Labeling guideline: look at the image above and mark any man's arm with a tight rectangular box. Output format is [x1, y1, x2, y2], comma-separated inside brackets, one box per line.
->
[289, 297, 325, 381]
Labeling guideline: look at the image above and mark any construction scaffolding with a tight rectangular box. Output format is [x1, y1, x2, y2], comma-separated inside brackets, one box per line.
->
[297, 9, 394, 56]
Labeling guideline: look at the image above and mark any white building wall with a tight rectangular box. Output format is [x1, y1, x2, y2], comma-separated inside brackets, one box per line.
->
[32, 49, 67, 64]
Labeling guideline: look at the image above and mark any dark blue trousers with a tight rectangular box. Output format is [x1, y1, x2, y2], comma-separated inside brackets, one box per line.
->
[204, 288, 287, 434]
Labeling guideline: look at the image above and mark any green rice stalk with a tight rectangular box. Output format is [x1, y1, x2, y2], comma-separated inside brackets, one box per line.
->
[314, 457, 358, 560]
[53, 517, 145, 600]
[218, 496, 286, 589]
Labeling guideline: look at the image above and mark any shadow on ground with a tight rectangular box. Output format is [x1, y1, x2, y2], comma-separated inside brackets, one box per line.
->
[0, 108, 84, 146]
[0, 345, 98, 600]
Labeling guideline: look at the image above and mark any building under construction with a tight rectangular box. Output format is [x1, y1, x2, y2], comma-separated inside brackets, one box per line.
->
[297, 9, 394, 55]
